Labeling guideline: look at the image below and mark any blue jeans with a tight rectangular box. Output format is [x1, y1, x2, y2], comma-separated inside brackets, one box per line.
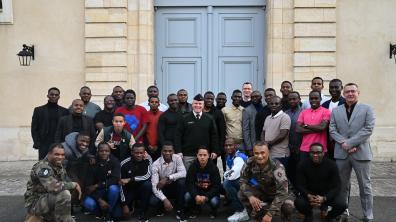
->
[83, 185, 120, 216]
[150, 178, 186, 211]
[223, 179, 244, 212]
[184, 192, 220, 211]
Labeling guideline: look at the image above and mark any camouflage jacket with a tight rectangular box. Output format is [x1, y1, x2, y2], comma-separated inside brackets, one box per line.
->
[24, 158, 75, 208]
[240, 157, 288, 217]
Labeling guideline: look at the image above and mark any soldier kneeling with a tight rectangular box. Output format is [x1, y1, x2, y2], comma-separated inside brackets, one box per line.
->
[25, 143, 82, 222]
[238, 142, 294, 222]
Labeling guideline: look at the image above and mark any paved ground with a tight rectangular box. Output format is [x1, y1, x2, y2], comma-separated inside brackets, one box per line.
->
[1, 161, 395, 221]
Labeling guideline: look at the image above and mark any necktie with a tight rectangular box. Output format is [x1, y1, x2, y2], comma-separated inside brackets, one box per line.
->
[196, 113, 200, 119]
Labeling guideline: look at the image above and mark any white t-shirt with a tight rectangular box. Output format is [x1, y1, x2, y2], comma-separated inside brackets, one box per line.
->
[328, 100, 340, 111]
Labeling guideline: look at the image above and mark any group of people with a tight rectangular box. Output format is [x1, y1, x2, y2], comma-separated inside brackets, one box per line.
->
[25, 77, 375, 222]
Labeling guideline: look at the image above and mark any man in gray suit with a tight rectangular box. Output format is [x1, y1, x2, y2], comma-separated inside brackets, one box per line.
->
[329, 83, 375, 222]
[242, 90, 263, 156]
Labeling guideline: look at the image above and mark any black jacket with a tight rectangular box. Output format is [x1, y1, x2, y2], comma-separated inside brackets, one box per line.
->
[86, 155, 121, 200]
[296, 157, 341, 201]
[175, 112, 219, 156]
[55, 114, 96, 152]
[31, 103, 69, 149]
[186, 159, 221, 200]
[206, 106, 226, 150]
[157, 109, 184, 148]
[254, 105, 271, 141]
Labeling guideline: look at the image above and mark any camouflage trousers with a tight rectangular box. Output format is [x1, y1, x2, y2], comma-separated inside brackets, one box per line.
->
[238, 188, 294, 221]
[27, 190, 74, 222]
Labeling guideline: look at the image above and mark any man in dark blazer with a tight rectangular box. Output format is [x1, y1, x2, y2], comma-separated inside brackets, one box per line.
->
[242, 90, 263, 156]
[31, 87, 69, 159]
[322, 78, 346, 111]
[175, 94, 219, 170]
[322, 78, 346, 160]
[55, 99, 96, 154]
[329, 83, 375, 222]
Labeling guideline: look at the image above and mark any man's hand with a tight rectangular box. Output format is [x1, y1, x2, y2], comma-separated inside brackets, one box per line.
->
[163, 199, 174, 212]
[307, 194, 319, 207]
[108, 141, 115, 150]
[157, 177, 169, 190]
[122, 205, 130, 219]
[86, 184, 98, 194]
[195, 195, 207, 205]
[309, 195, 324, 207]
[176, 153, 183, 159]
[148, 145, 158, 152]
[73, 182, 82, 200]
[119, 178, 131, 186]
[348, 147, 358, 153]
[89, 157, 96, 165]
[248, 196, 263, 212]
[210, 153, 218, 160]
[315, 195, 326, 204]
[341, 142, 349, 151]
[98, 198, 110, 210]
[262, 214, 272, 222]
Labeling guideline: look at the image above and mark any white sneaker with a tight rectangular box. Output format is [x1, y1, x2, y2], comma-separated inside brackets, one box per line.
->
[227, 209, 249, 222]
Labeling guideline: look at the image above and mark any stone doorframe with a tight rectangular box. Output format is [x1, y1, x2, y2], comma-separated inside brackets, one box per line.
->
[84, 0, 336, 103]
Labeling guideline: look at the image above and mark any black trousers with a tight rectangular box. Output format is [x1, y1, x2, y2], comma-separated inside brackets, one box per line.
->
[294, 193, 347, 219]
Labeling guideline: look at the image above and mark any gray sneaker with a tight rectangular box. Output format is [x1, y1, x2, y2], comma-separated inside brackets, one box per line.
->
[227, 209, 249, 222]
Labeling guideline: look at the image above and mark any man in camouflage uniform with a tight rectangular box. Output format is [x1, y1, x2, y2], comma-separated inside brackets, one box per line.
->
[238, 141, 293, 222]
[25, 143, 81, 222]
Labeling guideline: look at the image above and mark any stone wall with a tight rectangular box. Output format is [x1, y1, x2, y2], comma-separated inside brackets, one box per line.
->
[84, 0, 154, 104]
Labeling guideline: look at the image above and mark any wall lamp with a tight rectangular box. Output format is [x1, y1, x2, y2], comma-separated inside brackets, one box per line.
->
[17, 44, 34, 66]
[390, 44, 396, 64]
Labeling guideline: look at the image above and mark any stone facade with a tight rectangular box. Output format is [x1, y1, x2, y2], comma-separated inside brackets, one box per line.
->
[84, 0, 154, 104]
[0, 0, 395, 160]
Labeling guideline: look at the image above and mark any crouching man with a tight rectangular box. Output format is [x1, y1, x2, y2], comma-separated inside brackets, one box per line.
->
[25, 143, 82, 222]
[294, 143, 346, 222]
[238, 142, 293, 222]
[150, 142, 187, 221]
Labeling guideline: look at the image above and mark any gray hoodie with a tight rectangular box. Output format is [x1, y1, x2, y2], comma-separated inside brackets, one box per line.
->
[62, 132, 90, 167]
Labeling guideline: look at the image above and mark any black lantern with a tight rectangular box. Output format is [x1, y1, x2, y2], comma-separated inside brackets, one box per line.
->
[390, 44, 396, 64]
[17, 44, 34, 66]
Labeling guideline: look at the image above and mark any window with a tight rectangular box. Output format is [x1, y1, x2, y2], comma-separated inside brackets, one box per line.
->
[0, 0, 13, 24]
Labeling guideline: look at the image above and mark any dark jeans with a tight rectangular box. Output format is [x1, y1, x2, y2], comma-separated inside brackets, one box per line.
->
[150, 178, 186, 211]
[83, 185, 120, 217]
[38, 142, 51, 160]
[212, 150, 226, 172]
[185, 192, 220, 211]
[121, 180, 152, 215]
[286, 151, 299, 189]
[300, 151, 310, 162]
[294, 194, 347, 219]
[274, 157, 289, 168]
[223, 179, 244, 212]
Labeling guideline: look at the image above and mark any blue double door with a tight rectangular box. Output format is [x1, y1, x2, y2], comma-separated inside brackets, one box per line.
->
[155, 6, 265, 102]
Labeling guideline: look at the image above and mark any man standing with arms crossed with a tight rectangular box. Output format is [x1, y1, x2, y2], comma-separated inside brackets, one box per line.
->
[329, 83, 375, 222]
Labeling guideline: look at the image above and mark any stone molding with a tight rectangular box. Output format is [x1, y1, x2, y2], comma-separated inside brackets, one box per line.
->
[84, 0, 154, 103]
[293, 0, 337, 95]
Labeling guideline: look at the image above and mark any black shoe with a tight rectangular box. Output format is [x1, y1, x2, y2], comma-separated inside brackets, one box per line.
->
[139, 214, 149, 222]
[155, 209, 164, 217]
[188, 208, 199, 219]
[303, 214, 313, 222]
[104, 213, 114, 222]
[209, 210, 217, 219]
[177, 210, 188, 222]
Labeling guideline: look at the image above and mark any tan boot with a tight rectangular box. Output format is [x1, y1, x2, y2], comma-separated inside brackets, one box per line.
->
[25, 214, 42, 222]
